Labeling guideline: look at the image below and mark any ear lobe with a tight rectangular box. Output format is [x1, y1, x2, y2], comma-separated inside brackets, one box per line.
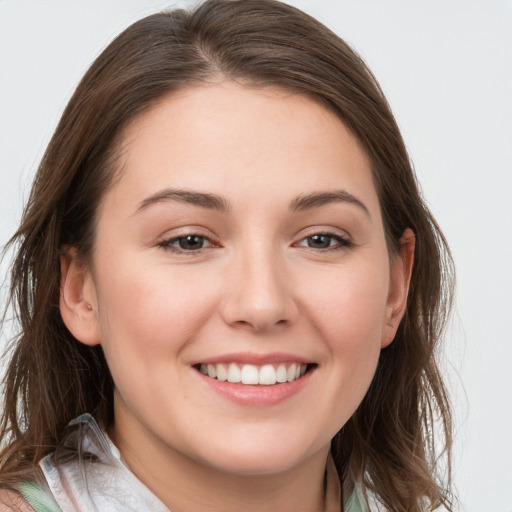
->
[60, 248, 100, 346]
[381, 228, 415, 348]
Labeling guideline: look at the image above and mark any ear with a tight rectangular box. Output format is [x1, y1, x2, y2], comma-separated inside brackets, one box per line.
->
[60, 247, 101, 346]
[381, 228, 415, 348]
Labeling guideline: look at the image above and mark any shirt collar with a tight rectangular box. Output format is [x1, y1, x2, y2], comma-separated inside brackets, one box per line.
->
[41, 413, 368, 512]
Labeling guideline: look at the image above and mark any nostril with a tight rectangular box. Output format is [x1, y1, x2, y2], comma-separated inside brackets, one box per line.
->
[219, 276, 299, 332]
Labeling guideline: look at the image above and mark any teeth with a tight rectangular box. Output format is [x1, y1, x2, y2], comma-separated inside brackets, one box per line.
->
[241, 364, 259, 384]
[286, 364, 296, 382]
[259, 364, 277, 385]
[227, 363, 241, 383]
[216, 363, 228, 382]
[275, 364, 287, 383]
[199, 362, 309, 385]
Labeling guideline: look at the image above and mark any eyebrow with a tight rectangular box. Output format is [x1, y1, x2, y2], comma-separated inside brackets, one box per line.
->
[133, 187, 370, 218]
[289, 190, 371, 218]
[133, 188, 230, 215]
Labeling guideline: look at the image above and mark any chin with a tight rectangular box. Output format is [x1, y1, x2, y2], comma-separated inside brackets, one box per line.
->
[196, 433, 325, 476]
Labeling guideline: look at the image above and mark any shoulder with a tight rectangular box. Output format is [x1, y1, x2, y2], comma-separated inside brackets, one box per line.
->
[0, 489, 35, 512]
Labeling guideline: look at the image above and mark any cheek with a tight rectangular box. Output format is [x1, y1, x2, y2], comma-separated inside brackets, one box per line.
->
[298, 257, 389, 411]
[93, 260, 220, 416]
[94, 258, 219, 361]
[289, 261, 390, 443]
[300, 259, 390, 350]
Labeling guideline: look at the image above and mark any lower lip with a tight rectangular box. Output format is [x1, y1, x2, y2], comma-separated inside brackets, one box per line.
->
[197, 368, 314, 407]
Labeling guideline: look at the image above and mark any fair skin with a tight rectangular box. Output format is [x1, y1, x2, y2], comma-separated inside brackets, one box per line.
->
[60, 82, 414, 512]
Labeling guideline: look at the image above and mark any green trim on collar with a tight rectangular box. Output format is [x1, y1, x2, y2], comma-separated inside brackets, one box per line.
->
[18, 482, 62, 512]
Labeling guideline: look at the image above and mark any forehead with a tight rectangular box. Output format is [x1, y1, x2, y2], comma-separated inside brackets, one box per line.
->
[106, 82, 380, 216]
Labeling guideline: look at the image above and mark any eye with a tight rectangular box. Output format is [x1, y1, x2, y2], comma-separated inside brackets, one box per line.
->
[159, 234, 214, 253]
[297, 233, 351, 250]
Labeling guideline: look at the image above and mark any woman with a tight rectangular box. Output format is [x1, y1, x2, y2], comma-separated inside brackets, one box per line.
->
[0, 1, 454, 510]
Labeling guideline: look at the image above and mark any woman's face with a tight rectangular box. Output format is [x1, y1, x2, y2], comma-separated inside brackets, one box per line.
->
[62, 82, 410, 477]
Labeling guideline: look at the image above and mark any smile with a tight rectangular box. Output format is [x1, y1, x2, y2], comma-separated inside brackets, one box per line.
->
[197, 362, 309, 385]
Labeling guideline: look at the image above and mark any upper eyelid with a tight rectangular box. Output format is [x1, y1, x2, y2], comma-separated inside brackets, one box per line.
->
[156, 226, 352, 244]
[294, 226, 352, 241]
[162, 234, 216, 246]
[157, 226, 218, 241]
[295, 233, 351, 246]
[157, 235, 217, 256]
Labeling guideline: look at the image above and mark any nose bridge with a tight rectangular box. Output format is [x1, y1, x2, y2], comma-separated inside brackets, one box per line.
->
[221, 235, 296, 331]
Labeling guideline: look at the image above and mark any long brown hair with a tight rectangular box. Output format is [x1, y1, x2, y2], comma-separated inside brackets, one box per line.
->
[1, 1, 454, 510]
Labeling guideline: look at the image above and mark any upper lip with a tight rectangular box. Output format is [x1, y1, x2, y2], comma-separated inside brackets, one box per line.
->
[191, 352, 314, 366]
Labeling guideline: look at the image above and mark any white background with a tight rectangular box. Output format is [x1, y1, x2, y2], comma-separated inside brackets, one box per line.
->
[1, 1, 511, 511]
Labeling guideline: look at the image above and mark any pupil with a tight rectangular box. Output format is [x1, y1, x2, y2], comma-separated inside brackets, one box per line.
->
[309, 235, 331, 248]
[179, 235, 203, 250]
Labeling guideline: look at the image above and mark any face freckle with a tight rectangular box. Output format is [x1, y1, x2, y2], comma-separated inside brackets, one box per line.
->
[79, 81, 407, 481]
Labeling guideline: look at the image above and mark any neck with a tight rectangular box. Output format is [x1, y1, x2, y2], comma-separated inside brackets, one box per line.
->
[110, 425, 331, 512]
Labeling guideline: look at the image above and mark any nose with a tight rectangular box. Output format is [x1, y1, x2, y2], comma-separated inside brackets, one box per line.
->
[220, 244, 298, 332]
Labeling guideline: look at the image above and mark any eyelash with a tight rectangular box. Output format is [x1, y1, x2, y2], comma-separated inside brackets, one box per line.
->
[295, 232, 353, 251]
[158, 231, 352, 255]
[157, 234, 216, 254]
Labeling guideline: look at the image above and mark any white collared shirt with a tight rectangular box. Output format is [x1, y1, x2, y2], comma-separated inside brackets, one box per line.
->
[36, 414, 368, 512]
